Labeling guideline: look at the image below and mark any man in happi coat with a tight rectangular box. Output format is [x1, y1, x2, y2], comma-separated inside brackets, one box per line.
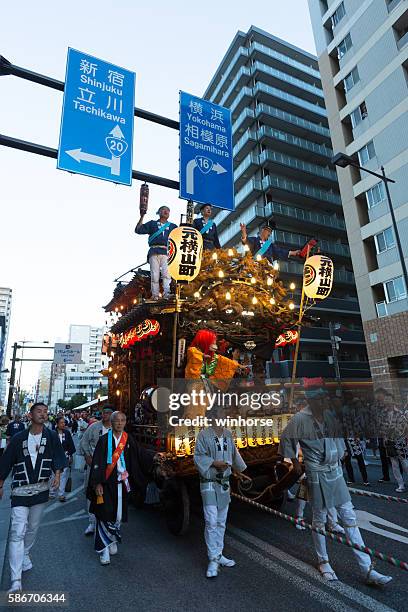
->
[240, 219, 300, 263]
[193, 204, 221, 251]
[87, 411, 157, 565]
[0, 402, 67, 592]
[279, 379, 392, 586]
[194, 423, 249, 579]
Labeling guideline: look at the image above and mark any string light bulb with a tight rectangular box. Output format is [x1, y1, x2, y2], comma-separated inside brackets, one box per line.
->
[218, 270, 224, 278]
[212, 252, 218, 261]
[108, 367, 112, 373]
[270, 297, 275, 305]
[267, 277, 273, 286]
[251, 277, 256, 284]
[244, 244, 250, 252]
[256, 254, 262, 261]
[289, 302, 295, 310]
[273, 261, 279, 271]
[114, 373, 118, 379]
[290, 282, 296, 290]
[120, 305, 124, 310]
[194, 291, 200, 298]
[115, 307, 119, 312]
[116, 389, 121, 396]
[252, 296, 258, 305]
[228, 248, 234, 256]
[226, 291, 231, 301]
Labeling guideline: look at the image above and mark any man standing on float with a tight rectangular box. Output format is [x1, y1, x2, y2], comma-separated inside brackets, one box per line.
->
[240, 220, 299, 262]
[193, 204, 221, 251]
[135, 205, 177, 300]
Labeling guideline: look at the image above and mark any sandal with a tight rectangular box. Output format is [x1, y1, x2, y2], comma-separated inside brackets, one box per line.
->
[318, 561, 338, 581]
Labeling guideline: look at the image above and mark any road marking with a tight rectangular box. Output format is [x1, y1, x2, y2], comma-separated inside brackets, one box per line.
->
[356, 510, 408, 545]
[228, 526, 396, 612]
[41, 510, 88, 528]
[226, 535, 358, 612]
[44, 484, 83, 514]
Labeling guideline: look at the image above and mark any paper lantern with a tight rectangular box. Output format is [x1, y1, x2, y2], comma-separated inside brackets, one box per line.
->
[167, 226, 203, 282]
[303, 255, 334, 300]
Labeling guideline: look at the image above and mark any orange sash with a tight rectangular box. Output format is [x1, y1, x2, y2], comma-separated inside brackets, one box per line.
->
[105, 431, 128, 481]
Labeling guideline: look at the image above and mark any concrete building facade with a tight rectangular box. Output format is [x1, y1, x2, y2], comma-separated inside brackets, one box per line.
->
[0, 288, 12, 406]
[204, 25, 369, 380]
[308, 0, 408, 385]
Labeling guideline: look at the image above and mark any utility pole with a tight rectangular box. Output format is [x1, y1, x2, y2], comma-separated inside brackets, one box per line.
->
[6, 342, 19, 417]
[329, 322, 342, 393]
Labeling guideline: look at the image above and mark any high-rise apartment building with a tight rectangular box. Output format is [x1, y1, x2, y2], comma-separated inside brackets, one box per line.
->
[308, 0, 408, 385]
[0, 287, 12, 406]
[204, 25, 369, 379]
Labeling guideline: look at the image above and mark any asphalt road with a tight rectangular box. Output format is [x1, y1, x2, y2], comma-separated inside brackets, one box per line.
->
[0, 453, 407, 612]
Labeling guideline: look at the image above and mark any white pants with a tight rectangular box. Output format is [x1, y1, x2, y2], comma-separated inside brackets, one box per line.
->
[149, 254, 171, 297]
[58, 467, 69, 497]
[391, 457, 408, 487]
[9, 503, 46, 581]
[312, 501, 371, 574]
[296, 499, 340, 527]
[203, 504, 229, 561]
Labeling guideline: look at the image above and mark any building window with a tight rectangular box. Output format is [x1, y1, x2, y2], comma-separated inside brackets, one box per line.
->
[358, 140, 376, 166]
[376, 302, 388, 317]
[365, 182, 385, 208]
[350, 101, 368, 128]
[384, 276, 407, 302]
[338, 33, 352, 58]
[375, 227, 395, 253]
[344, 66, 360, 92]
[331, 2, 346, 29]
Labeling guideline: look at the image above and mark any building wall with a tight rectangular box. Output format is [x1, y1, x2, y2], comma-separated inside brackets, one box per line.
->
[0, 288, 12, 406]
[308, 0, 408, 386]
[203, 25, 369, 378]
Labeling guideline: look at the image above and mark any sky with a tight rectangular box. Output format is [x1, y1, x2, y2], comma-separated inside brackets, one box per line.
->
[0, 0, 316, 390]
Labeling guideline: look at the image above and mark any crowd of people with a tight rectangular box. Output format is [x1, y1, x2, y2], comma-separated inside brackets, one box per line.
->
[0, 379, 407, 591]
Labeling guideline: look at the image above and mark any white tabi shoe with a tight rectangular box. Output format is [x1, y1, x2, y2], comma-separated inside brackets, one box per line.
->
[218, 554, 235, 567]
[206, 560, 219, 578]
[395, 485, 406, 493]
[318, 561, 338, 581]
[22, 555, 33, 571]
[109, 542, 118, 555]
[8, 580, 22, 593]
[365, 566, 392, 586]
[99, 548, 110, 565]
[84, 523, 95, 536]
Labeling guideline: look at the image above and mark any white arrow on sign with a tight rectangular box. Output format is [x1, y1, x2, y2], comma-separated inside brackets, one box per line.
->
[186, 157, 227, 195]
[66, 148, 121, 176]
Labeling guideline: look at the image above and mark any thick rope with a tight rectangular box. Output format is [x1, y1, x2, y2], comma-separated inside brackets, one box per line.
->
[348, 486, 408, 504]
[231, 492, 408, 572]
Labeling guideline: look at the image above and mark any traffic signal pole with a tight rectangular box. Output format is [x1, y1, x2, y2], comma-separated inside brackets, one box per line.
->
[6, 342, 18, 418]
[0, 55, 180, 190]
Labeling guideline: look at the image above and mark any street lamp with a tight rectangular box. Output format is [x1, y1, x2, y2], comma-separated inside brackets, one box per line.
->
[332, 152, 408, 293]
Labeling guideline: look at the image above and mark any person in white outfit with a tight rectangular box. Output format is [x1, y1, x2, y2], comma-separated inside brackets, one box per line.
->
[194, 425, 250, 578]
[0, 403, 66, 593]
[54, 416, 76, 501]
[280, 380, 392, 586]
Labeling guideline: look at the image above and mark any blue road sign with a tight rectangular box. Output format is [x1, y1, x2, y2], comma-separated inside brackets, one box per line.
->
[179, 91, 234, 211]
[57, 48, 136, 186]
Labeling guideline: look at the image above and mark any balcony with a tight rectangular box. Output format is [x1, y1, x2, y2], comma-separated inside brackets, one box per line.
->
[249, 41, 320, 82]
[209, 47, 249, 103]
[232, 108, 256, 140]
[387, 0, 404, 13]
[267, 360, 370, 380]
[234, 152, 259, 189]
[220, 66, 252, 107]
[235, 178, 263, 209]
[272, 230, 350, 259]
[259, 149, 337, 186]
[233, 130, 258, 161]
[251, 60, 325, 103]
[253, 82, 327, 123]
[262, 175, 341, 207]
[230, 87, 253, 117]
[258, 124, 332, 161]
[267, 201, 346, 234]
[278, 260, 355, 284]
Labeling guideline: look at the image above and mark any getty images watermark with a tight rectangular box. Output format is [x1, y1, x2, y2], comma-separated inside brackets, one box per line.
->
[150, 380, 284, 427]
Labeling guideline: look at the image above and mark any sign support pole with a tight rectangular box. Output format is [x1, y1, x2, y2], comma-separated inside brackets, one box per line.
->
[170, 284, 182, 391]
[288, 246, 310, 411]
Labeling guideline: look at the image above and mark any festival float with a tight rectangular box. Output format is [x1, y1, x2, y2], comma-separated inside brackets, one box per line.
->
[102, 198, 334, 534]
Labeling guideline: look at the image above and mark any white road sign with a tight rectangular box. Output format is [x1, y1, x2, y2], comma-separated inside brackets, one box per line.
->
[53, 343, 82, 364]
